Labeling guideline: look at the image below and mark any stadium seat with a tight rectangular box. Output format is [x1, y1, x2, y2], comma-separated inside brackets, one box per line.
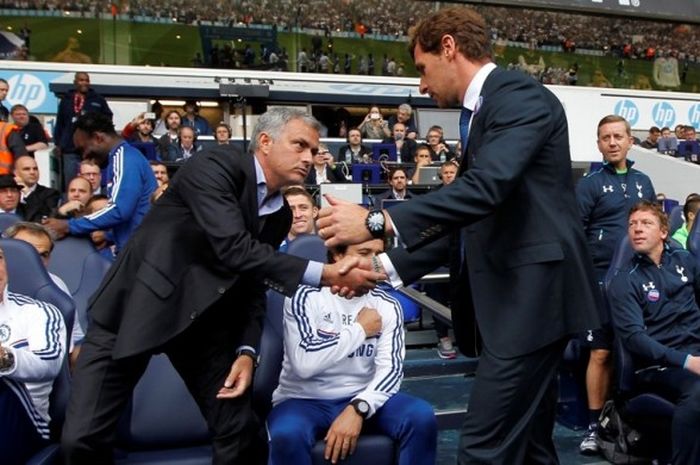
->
[113, 354, 212, 465]
[47, 236, 113, 333]
[253, 234, 397, 465]
[668, 204, 684, 236]
[0, 212, 21, 233]
[686, 211, 700, 257]
[1, 239, 76, 465]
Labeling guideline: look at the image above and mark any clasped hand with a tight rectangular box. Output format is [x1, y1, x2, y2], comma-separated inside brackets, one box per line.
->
[321, 255, 386, 298]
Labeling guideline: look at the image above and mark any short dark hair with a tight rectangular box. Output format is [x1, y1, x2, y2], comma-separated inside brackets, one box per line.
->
[389, 168, 407, 180]
[408, 6, 491, 62]
[684, 196, 700, 220]
[74, 112, 116, 136]
[649, 126, 661, 134]
[629, 200, 669, 233]
[10, 104, 28, 114]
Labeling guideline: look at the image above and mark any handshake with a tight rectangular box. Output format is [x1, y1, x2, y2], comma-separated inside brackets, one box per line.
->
[320, 254, 386, 298]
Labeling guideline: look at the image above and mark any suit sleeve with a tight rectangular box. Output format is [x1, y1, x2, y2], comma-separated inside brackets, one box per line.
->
[175, 154, 308, 296]
[283, 288, 366, 379]
[353, 293, 404, 417]
[388, 79, 558, 252]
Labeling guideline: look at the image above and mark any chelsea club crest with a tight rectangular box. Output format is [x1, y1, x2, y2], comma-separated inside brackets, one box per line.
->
[0, 324, 10, 343]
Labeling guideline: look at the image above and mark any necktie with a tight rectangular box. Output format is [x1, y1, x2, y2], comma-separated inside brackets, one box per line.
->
[459, 107, 473, 155]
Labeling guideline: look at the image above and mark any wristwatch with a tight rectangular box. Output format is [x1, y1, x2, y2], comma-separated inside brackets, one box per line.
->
[365, 209, 385, 239]
[0, 348, 15, 371]
[350, 398, 370, 418]
[237, 349, 259, 368]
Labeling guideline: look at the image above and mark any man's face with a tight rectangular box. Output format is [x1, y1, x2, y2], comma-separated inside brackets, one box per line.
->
[686, 128, 697, 140]
[14, 156, 39, 188]
[628, 210, 667, 256]
[427, 131, 441, 146]
[397, 107, 410, 123]
[333, 238, 385, 262]
[597, 122, 632, 168]
[14, 230, 51, 267]
[0, 248, 7, 293]
[389, 170, 407, 192]
[10, 108, 29, 127]
[73, 129, 109, 169]
[414, 148, 431, 164]
[0, 187, 19, 212]
[167, 112, 181, 130]
[67, 178, 92, 205]
[137, 120, 153, 136]
[215, 126, 230, 143]
[151, 164, 169, 185]
[261, 118, 318, 187]
[393, 123, 406, 140]
[441, 165, 458, 185]
[286, 193, 317, 237]
[74, 73, 90, 94]
[649, 131, 660, 143]
[415, 43, 460, 108]
[180, 128, 195, 149]
[0, 81, 8, 102]
[79, 163, 101, 190]
[662, 129, 672, 138]
[348, 129, 361, 145]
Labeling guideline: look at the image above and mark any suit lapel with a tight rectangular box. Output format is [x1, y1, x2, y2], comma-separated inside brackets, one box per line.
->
[238, 153, 260, 237]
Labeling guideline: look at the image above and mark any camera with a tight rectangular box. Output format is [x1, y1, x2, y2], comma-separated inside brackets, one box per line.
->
[370, 113, 380, 120]
[144, 112, 156, 120]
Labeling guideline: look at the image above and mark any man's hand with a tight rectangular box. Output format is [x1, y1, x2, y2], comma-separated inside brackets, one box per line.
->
[42, 217, 70, 239]
[57, 200, 84, 217]
[216, 355, 254, 399]
[321, 256, 385, 298]
[317, 195, 393, 248]
[686, 355, 700, 376]
[356, 307, 382, 337]
[324, 405, 363, 464]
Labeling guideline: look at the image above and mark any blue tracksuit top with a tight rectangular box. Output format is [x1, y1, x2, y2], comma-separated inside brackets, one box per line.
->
[576, 160, 655, 270]
[68, 141, 157, 252]
[609, 244, 700, 369]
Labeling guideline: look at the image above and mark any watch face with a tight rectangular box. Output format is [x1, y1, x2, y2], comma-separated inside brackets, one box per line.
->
[358, 401, 369, 413]
[367, 211, 383, 232]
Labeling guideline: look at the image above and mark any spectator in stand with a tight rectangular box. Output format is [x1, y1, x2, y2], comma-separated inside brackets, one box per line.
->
[150, 101, 166, 137]
[378, 168, 412, 201]
[54, 176, 92, 219]
[157, 110, 182, 159]
[337, 127, 371, 164]
[181, 100, 212, 136]
[387, 103, 418, 140]
[640, 126, 661, 150]
[43, 113, 157, 253]
[149, 160, 169, 186]
[164, 126, 202, 163]
[0, 174, 22, 215]
[305, 143, 347, 184]
[214, 123, 232, 145]
[0, 117, 28, 175]
[279, 186, 318, 252]
[10, 104, 48, 156]
[439, 160, 459, 185]
[14, 155, 60, 222]
[675, 124, 686, 140]
[53, 72, 112, 189]
[0, 244, 67, 465]
[78, 160, 103, 196]
[0, 78, 9, 121]
[686, 126, 698, 142]
[358, 106, 391, 140]
[382, 122, 416, 163]
[425, 125, 455, 161]
[658, 126, 678, 155]
[671, 194, 700, 249]
[410, 144, 434, 185]
[121, 112, 156, 143]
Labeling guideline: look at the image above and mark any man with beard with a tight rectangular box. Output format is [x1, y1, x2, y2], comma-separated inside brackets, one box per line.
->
[43, 113, 157, 253]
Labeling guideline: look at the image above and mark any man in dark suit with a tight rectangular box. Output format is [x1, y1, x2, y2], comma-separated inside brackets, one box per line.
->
[61, 108, 384, 465]
[317, 7, 600, 464]
[382, 122, 416, 162]
[377, 168, 413, 202]
[14, 155, 60, 222]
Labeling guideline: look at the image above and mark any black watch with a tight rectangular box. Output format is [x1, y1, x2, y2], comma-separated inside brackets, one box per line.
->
[365, 209, 385, 239]
[237, 349, 259, 368]
[350, 399, 370, 418]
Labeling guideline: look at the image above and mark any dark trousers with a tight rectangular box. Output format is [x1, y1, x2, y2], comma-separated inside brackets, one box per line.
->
[0, 381, 48, 465]
[458, 338, 567, 465]
[61, 305, 263, 465]
[637, 366, 700, 465]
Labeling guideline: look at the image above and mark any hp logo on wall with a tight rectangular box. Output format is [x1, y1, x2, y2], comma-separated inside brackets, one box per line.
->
[652, 102, 676, 128]
[6, 73, 47, 112]
[689, 104, 700, 130]
[614, 100, 639, 126]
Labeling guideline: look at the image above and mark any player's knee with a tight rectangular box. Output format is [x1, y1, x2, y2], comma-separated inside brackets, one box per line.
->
[403, 399, 437, 435]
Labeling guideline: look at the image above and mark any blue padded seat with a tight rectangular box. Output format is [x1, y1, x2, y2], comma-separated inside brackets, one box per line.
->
[0, 212, 21, 233]
[668, 204, 684, 236]
[254, 234, 397, 465]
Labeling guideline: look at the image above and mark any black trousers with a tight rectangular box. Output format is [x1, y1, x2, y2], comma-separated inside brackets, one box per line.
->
[61, 305, 263, 465]
[458, 338, 567, 465]
[637, 366, 700, 465]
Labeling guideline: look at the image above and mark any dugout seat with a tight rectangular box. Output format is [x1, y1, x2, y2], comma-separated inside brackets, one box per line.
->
[0, 212, 21, 233]
[668, 205, 684, 236]
[253, 233, 398, 465]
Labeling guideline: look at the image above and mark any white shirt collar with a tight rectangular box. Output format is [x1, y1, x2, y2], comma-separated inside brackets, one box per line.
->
[462, 62, 497, 112]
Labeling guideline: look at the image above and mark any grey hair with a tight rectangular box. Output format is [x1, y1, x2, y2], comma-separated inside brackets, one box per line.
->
[4, 221, 56, 249]
[249, 107, 322, 153]
[398, 103, 412, 115]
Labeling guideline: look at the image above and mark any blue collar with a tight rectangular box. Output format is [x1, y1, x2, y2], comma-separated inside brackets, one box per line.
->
[254, 156, 283, 216]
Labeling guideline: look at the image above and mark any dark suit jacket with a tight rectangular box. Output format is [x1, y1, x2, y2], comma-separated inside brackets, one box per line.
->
[88, 145, 309, 359]
[305, 165, 347, 184]
[387, 67, 600, 358]
[18, 184, 60, 222]
[382, 138, 417, 162]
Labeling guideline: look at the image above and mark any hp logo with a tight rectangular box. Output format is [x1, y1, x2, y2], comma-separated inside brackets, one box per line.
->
[652, 102, 676, 128]
[614, 100, 639, 126]
[6, 73, 46, 112]
[689, 104, 700, 130]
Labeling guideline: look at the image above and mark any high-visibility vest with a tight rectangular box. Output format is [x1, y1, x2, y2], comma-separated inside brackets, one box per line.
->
[0, 122, 18, 175]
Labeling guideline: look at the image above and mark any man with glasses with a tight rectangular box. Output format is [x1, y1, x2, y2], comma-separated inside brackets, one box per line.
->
[78, 160, 103, 196]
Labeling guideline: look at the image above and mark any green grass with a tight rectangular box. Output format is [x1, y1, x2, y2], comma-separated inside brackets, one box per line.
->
[1, 14, 699, 92]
